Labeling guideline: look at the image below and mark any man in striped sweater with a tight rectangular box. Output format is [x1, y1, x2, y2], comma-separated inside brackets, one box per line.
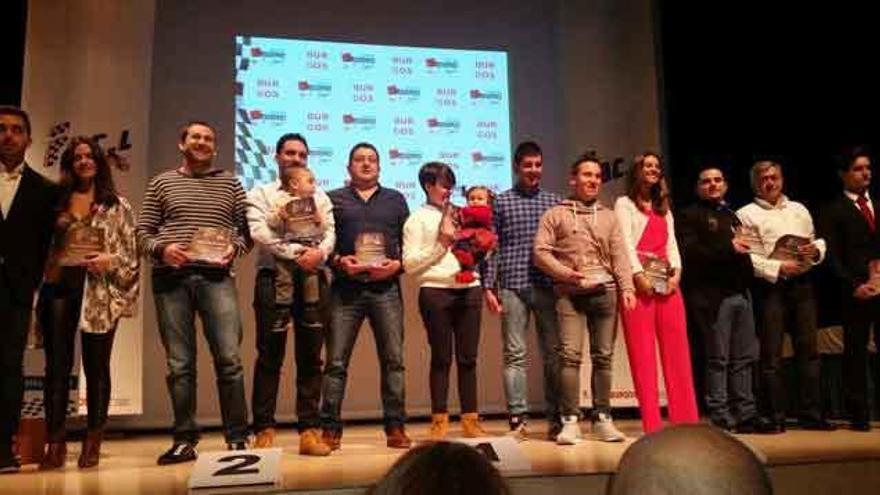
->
[136, 121, 252, 465]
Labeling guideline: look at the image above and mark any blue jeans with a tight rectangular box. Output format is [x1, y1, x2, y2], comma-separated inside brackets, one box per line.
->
[499, 287, 561, 419]
[320, 281, 406, 432]
[153, 270, 248, 443]
[704, 292, 758, 425]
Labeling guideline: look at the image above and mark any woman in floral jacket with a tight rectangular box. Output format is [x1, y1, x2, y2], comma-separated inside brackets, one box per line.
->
[38, 136, 139, 469]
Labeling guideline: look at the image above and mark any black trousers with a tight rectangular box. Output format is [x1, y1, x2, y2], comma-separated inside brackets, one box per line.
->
[841, 294, 880, 423]
[0, 271, 31, 450]
[417, 287, 482, 414]
[752, 277, 822, 422]
[39, 283, 117, 442]
[251, 268, 328, 433]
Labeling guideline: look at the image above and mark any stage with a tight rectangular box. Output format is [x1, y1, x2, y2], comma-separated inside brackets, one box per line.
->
[4, 419, 880, 494]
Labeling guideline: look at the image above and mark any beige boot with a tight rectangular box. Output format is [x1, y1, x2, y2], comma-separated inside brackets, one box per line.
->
[253, 428, 275, 449]
[461, 413, 488, 438]
[299, 429, 332, 456]
[428, 413, 449, 441]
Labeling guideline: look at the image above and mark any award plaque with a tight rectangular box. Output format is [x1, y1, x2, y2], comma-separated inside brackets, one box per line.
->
[574, 252, 613, 289]
[188, 227, 233, 264]
[733, 224, 764, 254]
[282, 197, 322, 242]
[866, 260, 880, 293]
[354, 231, 388, 267]
[768, 234, 812, 262]
[640, 252, 671, 294]
[58, 225, 106, 266]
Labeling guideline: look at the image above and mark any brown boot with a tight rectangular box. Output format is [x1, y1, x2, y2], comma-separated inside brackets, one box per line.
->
[428, 413, 449, 441]
[40, 441, 67, 470]
[299, 429, 331, 456]
[253, 428, 275, 449]
[461, 413, 488, 438]
[385, 426, 412, 449]
[321, 429, 342, 451]
[78, 430, 103, 468]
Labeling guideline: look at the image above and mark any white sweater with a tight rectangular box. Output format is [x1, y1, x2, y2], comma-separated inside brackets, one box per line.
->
[402, 204, 480, 288]
[613, 195, 683, 273]
[736, 195, 826, 283]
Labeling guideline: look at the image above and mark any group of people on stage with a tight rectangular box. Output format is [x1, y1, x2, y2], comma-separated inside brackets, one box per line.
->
[0, 104, 876, 474]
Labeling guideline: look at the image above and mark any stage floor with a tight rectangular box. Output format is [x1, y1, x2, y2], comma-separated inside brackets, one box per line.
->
[4, 419, 880, 494]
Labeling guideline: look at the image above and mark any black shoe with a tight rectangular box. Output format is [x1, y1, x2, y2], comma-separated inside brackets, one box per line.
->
[546, 420, 564, 441]
[798, 418, 837, 431]
[0, 447, 20, 474]
[734, 417, 759, 434]
[710, 418, 734, 432]
[227, 441, 247, 451]
[157, 441, 198, 465]
[851, 421, 871, 432]
[754, 417, 785, 434]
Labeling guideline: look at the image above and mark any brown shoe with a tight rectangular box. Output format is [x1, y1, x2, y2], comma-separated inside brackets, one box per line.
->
[40, 441, 67, 470]
[385, 426, 412, 449]
[299, 429, 331, 456]
[428, 413, 449, 441]
[78, 430, 103, 468]
[321, 429, 342, 451]
[253, 428, 275, 449]
[461, 413, 488, 438]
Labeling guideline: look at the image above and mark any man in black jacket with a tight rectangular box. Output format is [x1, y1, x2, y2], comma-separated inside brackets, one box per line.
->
[677, 166, 759, 433]
[818, 147, 880, 431]
[0, 106, 59, 472]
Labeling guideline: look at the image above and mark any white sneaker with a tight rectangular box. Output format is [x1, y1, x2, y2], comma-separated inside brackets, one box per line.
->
[506, 419, 529, 442]
[592, 412, 626, 442]
[556, 415, 582, 445]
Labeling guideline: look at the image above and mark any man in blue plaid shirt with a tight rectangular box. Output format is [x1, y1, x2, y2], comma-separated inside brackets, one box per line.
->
[483, 141, 563, 440]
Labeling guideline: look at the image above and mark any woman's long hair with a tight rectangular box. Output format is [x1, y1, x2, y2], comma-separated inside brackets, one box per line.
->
[626, 151, 671, 214]
[58, 136, 119, 210]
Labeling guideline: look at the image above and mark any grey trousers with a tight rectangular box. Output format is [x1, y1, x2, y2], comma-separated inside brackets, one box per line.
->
[556, 290, 618, 418]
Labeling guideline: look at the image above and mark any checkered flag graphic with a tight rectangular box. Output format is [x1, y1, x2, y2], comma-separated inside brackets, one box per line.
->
[235, 109, 275, 190]
[43, 121, 71, 168]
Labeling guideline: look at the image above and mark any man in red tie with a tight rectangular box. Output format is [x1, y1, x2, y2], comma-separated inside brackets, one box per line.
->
[818, 146, 879, 431]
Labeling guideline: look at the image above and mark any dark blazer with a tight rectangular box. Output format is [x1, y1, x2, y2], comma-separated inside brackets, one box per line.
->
[0, 165, 59, 305]
[817, 193, 880, 293]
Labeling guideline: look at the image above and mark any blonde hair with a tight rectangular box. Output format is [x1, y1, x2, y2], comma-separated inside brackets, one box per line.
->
[749, 160, 782, 194]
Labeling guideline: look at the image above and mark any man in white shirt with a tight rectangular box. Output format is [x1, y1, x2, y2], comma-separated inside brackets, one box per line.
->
[245, 133, 334, 455]
[737, 160, 835, 433]
[0, 106, 60, 473]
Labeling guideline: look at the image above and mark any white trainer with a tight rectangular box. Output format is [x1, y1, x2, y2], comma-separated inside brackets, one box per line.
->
[556, 415, 582, 445]
[506, 420, 529, 442]
[592, 412, 626, 442]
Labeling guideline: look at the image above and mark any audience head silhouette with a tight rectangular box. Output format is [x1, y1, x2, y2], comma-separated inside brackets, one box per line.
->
[368, 441, 510, 495]
[608, 425, 771, 495]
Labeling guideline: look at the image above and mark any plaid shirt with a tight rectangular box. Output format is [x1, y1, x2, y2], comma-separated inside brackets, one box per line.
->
[482, 185, 562, 290]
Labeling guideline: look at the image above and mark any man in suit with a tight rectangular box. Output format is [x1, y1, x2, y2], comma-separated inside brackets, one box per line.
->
[0, 106, 59, 472]
[818, 147, 880, 431]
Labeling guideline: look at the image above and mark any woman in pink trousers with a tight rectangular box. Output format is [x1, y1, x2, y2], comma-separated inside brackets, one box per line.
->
[614, 152, 698, 434]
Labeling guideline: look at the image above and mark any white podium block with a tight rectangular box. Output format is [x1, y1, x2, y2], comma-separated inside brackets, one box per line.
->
[188, 448, 283, 491]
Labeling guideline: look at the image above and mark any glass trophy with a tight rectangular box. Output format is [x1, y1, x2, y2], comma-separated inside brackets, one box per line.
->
[575, 252, 613, 289]
[733, 224, 763, 254]
[639, 251, 671, 294]
[188, 226, 233, 264]
[58, 225, 106, 266]
[282, 196, 321, 243]
[867, 260, 880, 294]
[768, 234, 811, 262]
[355, 231, 388, 267]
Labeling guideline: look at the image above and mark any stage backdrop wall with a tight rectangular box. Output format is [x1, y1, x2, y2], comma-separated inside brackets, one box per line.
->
[21, 0, 156, 417]
[23, 0, 660, 430]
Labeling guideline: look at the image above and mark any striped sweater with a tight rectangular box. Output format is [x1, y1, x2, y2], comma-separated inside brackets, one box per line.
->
[136, 167, 251, 272]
